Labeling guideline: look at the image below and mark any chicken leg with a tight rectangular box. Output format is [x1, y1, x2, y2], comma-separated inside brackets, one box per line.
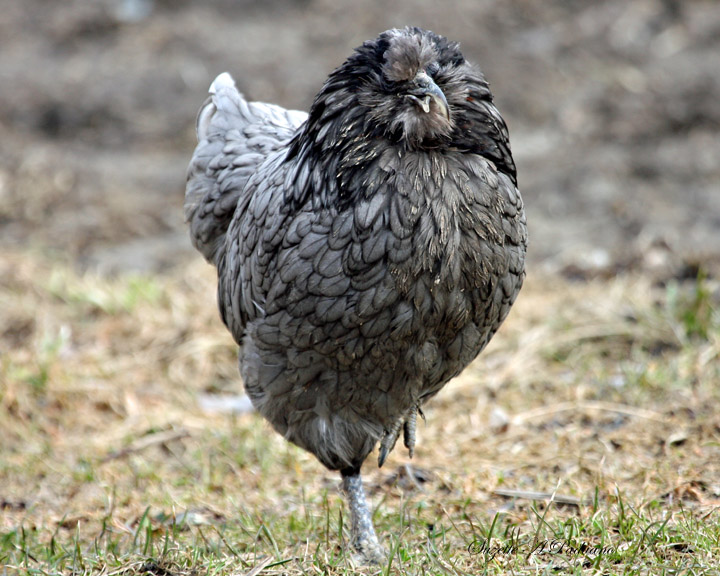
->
[378, 405, 423, 467]
[341, 469, 386, 564]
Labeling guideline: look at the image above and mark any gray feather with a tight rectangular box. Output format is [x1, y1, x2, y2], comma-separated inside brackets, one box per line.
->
[185, 28, 527, 474]
[185, 73, 307, 264]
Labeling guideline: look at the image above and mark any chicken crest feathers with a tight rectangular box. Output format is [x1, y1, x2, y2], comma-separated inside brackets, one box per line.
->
[280, 27, 516, 213]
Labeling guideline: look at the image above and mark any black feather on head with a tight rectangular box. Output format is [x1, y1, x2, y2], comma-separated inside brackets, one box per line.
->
[285, 27, 517, 210]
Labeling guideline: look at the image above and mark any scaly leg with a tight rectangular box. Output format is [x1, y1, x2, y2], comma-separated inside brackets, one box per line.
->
[378, 417, 403, 467]
[403, 406, 418, 458]
[341, 469, 386, 564]
[378, 405, 423, 467]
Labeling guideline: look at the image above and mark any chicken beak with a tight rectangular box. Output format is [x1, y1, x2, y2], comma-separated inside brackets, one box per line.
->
[408, 71, 450, 120]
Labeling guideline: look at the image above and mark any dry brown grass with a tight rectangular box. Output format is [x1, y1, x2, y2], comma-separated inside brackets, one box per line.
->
[1, 249, 719, 574]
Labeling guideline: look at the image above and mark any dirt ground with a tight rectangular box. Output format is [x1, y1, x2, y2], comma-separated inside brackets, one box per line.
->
[2, 3, 720, 572]
[1, 0, 718, 279]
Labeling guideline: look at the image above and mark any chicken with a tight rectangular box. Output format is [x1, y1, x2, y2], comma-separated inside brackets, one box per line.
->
[185, 27, 527, 563]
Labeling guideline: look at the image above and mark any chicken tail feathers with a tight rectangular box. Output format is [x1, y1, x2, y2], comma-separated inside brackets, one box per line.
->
[185, 73, 306, 265]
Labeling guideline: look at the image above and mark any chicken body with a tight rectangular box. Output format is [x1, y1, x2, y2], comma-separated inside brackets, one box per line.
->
[186, 27, 526, 562]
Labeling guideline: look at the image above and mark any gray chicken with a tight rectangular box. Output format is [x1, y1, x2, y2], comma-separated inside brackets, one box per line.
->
[185, 27, 526, 563]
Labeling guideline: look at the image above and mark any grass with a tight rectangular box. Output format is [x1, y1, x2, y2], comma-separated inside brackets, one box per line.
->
[1, 249, 719, 575]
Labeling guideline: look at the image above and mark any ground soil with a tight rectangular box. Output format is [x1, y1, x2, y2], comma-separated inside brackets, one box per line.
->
[2, 4, 720, 571]
[1, 0, 719, 278]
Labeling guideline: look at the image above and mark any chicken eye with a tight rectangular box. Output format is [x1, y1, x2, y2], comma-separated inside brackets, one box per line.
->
[426, 62, 440, 76]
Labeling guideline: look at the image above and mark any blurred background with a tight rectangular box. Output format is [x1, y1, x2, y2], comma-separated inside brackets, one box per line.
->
[0, 0, 718, 279]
